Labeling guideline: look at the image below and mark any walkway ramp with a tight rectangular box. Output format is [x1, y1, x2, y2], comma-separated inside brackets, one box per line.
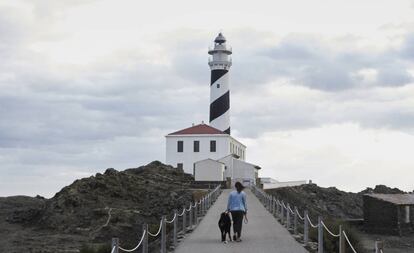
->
[174, 189, 308, 253]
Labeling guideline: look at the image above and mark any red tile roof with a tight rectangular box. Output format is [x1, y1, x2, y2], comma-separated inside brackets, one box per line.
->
[168, 124, 227, 135]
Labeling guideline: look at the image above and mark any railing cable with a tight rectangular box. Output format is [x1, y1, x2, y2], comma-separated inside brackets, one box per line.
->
[321, 221, 340, 237]
[296, 209, 304, 220]
[343, 231, 358, 253]
[306, 214, 319, 228]
[165, 213, 177, 224]
[177, 208, 186, 217]
[118, 229, 146, 252]
[148, 219, 163, 237]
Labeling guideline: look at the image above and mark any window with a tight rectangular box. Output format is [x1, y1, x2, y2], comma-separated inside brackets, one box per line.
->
[210, 140, 216, 152]
[177, 163, 183, 170]
[193, 140, 200, 152]
[177, 141, 183, 152]
[217, 83, 220, 88]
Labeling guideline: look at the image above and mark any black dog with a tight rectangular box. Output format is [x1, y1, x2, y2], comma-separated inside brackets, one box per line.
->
[218, 212, 232, 243]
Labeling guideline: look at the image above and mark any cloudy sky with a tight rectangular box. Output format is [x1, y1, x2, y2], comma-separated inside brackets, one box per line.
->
[1, 0, 414, 197]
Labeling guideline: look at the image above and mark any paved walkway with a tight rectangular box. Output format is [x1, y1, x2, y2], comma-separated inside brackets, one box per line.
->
[174, 189, 308, 253]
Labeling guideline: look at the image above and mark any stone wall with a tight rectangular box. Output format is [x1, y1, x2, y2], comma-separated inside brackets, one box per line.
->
[363, 195, 399, 235]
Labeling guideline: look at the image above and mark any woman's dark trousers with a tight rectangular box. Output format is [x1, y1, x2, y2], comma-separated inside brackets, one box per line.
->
[230, 210, 244, 238]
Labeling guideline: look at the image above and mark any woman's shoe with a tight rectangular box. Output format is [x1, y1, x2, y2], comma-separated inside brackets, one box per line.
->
[236, 238, 242, 242]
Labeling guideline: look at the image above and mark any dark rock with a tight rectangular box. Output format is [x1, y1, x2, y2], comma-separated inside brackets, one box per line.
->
[104, 168, 118, 175]
[360, 184, 406, 194]
[0, 161, 197, 253]
[266, 184, 406, 221]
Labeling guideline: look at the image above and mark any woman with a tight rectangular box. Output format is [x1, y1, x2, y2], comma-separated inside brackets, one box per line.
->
[227, 181, 247, 242]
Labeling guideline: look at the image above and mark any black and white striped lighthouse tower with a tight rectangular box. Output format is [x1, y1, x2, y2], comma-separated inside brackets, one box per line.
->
[208, 33, 232, 134]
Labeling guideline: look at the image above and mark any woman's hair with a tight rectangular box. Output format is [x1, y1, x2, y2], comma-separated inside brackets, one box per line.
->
[235, 182, 244, 193]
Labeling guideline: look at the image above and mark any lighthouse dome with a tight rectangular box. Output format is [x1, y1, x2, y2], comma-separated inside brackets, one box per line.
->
[214, 33, 226, 44]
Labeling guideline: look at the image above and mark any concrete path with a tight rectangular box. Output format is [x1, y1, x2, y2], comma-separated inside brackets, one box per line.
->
[174, 189, 308, 253]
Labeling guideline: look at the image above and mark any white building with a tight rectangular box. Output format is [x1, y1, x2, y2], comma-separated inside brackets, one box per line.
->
[194, 159, 225, 181]
[165, 123, 246, 175]
[219, 154, 260, 187]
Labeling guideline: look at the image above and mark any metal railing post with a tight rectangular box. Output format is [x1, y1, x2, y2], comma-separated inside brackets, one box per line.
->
[281, 202, 285, 224]
[111, 238, 119, 253]
[375, 240, 384, 253]
[276, 200, 280, 218]
[194, 203, 198, 226]
[318, 216, 323, 253]
[183, 206, 187, 233]
[270, 196, 272, 214]
[339, 225, 344, 253]
[173, 210, 178, 248]
[272, 197, 276, 216]
[205, 195, 208, 211]
[161, 216, 166, 253]
[269, 196, 272, 212]
[304, 210, 309, 246]
[294, 206, 298, 235]
[189, 203, 193, 230]
[266, 195, 269, 210]
[287, 204, 291, 229]
[142, 224, 148, 253]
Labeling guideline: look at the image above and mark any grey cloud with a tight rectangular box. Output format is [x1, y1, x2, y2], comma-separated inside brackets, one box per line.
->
[254, 35, 414, 91]
[400, 33, 414, 59]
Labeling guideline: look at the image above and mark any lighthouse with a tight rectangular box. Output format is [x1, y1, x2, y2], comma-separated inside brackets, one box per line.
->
[165, 33, 262, 186]
[208, 33, 232, 134]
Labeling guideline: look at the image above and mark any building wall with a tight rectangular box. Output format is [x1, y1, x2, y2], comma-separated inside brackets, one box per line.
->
[194, 159, 225, 181]
[229, 137, 246, 161]
[166, 134, 228, 174]
[363, 195, 399, 235]
[219, 156, 258, 187]
[263, 180, 308, 190]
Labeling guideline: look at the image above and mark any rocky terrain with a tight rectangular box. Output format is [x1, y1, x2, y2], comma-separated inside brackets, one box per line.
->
[0, 161, 200, 253]
[266, 183, 406, 220]
[266, 183, 412, 253]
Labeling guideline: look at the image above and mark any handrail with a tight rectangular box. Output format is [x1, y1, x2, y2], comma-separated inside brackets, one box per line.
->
[110, 184, 221, 253]
[250, 184, 362, 252]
